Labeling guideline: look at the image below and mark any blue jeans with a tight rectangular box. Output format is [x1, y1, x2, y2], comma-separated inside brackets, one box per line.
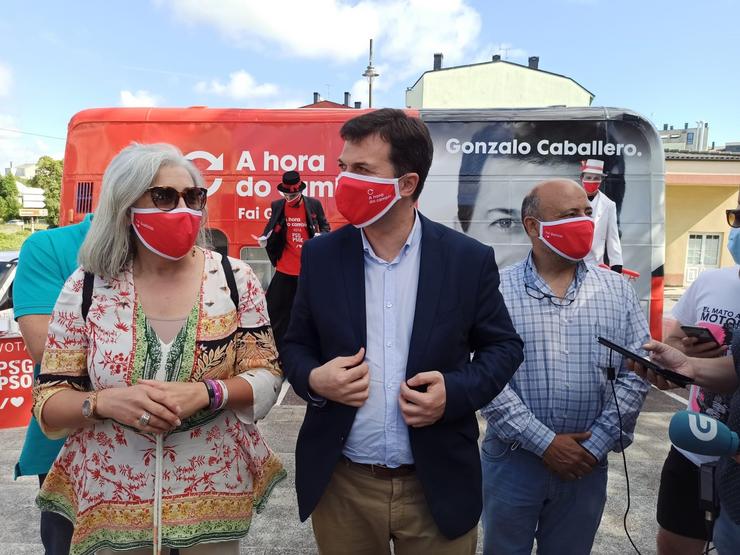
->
[481, 436, 608, 555]
[713, 506, 740, 554]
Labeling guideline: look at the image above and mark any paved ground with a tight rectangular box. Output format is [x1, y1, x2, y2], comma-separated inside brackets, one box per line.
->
[2, 386, 688, 555]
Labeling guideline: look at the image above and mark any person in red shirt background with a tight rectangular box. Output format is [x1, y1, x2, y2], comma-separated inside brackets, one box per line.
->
[262, 170, 330, 347]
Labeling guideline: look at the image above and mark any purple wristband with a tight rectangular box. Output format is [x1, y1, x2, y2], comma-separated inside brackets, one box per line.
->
[205, 379, 221, 411]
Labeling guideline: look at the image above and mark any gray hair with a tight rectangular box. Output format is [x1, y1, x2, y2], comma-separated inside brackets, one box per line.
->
[78, 143, 209, 279]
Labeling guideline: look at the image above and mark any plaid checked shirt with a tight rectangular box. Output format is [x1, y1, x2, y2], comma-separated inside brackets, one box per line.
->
[481, 253, 650, 461]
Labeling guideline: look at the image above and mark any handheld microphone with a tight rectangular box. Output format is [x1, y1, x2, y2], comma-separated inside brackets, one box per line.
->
[668, 410, 739, 456]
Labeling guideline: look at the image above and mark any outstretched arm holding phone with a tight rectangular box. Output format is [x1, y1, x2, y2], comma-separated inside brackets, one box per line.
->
[628, 340, 738, 394]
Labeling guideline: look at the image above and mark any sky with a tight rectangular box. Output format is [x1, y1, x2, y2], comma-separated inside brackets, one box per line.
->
[0, 0, 738, 170]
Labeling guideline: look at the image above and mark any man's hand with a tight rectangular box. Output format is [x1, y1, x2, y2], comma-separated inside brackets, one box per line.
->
[542, 432, 597, 481]
[308, 348, 370, 407]
[627, 340, 696, 390]
[399, 371, 446, 427]
[680, 336, 727, 358]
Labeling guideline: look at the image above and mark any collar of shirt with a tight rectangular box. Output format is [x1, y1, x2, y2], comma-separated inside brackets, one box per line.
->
[523, 251, 589, 299]
[360, 210, 421, 266]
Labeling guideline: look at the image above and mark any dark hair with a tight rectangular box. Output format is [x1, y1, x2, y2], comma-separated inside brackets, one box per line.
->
[340, 108, 433, 200]
[520, 190, 541, 222]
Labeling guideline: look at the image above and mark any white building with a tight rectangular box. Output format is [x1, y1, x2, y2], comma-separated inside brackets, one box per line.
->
[406, 54, 593, 109]
[4, 162, 37, 179]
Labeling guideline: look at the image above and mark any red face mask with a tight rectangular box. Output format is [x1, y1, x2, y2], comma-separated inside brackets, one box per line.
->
[537, 216, 595, 261]
[131, 207, 202, 260]
[582, 178, 601, 195]
[335, 172, 401, 227]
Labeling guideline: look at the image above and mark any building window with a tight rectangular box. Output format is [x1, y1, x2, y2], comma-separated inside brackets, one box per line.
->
[687, 132, 694, 145]
[75, 182, 94, 213]
[685, 233, 721, 285]
[240, 247, 274, 290]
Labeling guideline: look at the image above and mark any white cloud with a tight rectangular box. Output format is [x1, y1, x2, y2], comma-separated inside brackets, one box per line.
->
[164, 0, 485, 93]
[195, 70, 279, 101]
[119, 89, 162, 107]
[0, 63, 12, 97]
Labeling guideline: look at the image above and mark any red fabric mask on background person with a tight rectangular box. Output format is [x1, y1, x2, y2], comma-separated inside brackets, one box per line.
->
[335, 172, 402, 227]
[131, 207, 202, 260]
[537, 216, 595, 261]
[582, 178, 601, 195]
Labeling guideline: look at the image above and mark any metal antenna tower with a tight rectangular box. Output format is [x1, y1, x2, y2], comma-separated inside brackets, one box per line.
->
[362, 39, 380, 108]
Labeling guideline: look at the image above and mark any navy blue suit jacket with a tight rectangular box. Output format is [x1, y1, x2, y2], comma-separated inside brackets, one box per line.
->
[281, 213, 524, 539]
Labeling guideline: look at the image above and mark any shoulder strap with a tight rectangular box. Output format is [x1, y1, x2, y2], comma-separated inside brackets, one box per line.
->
[81, 272, 94, 322]
[220, 254, 239, 310]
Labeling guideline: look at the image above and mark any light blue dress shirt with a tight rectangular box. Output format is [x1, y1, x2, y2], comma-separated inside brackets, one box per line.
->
[343, 212, 422, 467]
[481, 253, 650, 461]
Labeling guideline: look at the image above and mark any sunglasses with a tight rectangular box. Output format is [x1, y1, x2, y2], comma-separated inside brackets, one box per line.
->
[727, 209, 740, 228]
[147, 186, 207, 211]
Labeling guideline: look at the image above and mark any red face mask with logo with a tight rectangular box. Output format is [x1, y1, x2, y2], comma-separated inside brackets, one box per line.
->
[582, 178, 601, 195]
[131, 207, 202, 260]
[335, 172, 402, 227]
[537, 216, 595, 261]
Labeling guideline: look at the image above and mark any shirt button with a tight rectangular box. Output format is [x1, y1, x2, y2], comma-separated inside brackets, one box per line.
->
[386, 341, 392, 348]
[564, 349, 569, 355]
[386, 302, 393, 308]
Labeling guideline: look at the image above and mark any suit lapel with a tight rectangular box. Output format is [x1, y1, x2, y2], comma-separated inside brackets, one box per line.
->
[406, 215, 445, 376]
[341, 227, 367, 347]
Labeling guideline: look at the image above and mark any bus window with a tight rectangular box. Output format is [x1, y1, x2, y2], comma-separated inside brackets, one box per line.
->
[208, 228, 228, 258]
[240, 247, 273, 290]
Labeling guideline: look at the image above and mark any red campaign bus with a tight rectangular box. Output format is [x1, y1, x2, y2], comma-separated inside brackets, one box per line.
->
[61, 106, 665, 338]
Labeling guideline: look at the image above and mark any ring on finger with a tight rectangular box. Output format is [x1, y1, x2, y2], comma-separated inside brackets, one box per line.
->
[138, 411, 151, 427]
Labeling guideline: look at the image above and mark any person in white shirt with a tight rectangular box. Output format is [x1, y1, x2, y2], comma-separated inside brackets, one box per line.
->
[580, 159, 623, 273]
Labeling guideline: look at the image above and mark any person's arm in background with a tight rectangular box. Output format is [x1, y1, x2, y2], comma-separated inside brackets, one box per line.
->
[261, 200, 280, 238]
[481, 384, 555, 457]
[630, 341, 739, 393]
[606, 201, 623, 273]
[14, 232, 61, 364]
[313, 198, 331, 233]
[664, 320, 727, 358]
[664, 275, 728, 357]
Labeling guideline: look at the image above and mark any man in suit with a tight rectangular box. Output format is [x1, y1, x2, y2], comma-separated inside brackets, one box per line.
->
[281, 108, 524, 554]
[261, 170, 330, 347]
[580, 159, 623, 272]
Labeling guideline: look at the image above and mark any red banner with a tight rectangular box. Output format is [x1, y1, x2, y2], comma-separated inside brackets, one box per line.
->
[0, 337, 34, 429]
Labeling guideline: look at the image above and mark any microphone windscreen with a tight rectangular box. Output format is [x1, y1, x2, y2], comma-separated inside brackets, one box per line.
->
[669, 410, 739, 456]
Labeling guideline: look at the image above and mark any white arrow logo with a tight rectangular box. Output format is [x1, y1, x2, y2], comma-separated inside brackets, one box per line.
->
[688, 413, 718, 442]
[185, 150, 224, 196]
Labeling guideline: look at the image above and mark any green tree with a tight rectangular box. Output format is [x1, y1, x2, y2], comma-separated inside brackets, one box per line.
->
[30, 156, 63, 226]
[0, 173, 21, 221]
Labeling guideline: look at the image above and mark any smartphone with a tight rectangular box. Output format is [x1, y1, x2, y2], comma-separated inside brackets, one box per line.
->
[680, 325, 720, 346]
[596, 336, 695, 387]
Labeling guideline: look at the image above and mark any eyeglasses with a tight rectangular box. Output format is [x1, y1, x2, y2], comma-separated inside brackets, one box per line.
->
[147, 186, 207, 211]
[524, 282, 577, 307]
[726, 209, 740, 228]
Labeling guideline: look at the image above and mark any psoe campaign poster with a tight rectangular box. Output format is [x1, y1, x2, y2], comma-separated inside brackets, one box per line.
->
[0, 337, 34, 429]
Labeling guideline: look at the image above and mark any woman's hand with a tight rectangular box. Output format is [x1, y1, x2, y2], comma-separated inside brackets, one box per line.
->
[138, 380, 210, 421]
[627, 340, 696, 390]
[96, 384, 182, 433]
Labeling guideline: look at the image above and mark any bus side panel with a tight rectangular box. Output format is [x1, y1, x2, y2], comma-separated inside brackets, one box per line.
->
[418, 111, 665, 337]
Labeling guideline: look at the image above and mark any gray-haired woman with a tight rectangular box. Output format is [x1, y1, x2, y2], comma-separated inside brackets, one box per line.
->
[33, 143, 285, 555]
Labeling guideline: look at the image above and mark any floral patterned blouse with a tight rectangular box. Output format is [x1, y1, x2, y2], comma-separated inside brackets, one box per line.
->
[32, 250, 285, 555]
